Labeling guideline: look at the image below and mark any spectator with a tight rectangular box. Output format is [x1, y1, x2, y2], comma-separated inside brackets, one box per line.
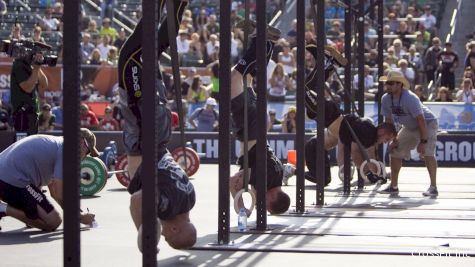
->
[407, 45, 424, 84]
[281, 106, 297, 133]
[176, 29, 191, 60]
[417, 24, 432, 47]
[268, 63, 290, 102]
[32, 26, 46, 43]
[38, 103, 55, 132]
[398, 59, 415, 88]
[188, 97, 219, 132]
[455, 78, 475, 103]
[395, 21, 411, 49]
[194, 8, 208, 33]
[364, 21, 377, 50]
[205, 34, 219, 63]
[413, 84, 427, 102]
[286, 19, 297, 47]
[438, 42, 459, 91]
[40, 9, 60, 32]
[278, 41, 296, 75]
[406, 14, 417, 33]
[99, 106, 120, 131]
[99, 18, 118, 42]
[387, 13, 399, 33]
[80, 33, 96, 63]
[79, 103, 99, 130]
[10, 24, 25, 39]
[86, 20, 99, 35]
[465, 41, 475, 71]
[51, 100, 63, 129]
[391, 39, 407, 60]
[186, 75, 209, 114]
[434, 86, 453, 102]
[419, 5, 437, 35]
[268, 109, 282, 131]
[113, 28, 127, 50]
[327, 20, 342, 41]
[424, 37, 442, 84]
[207, 61, 220, 100]
[106, 46, 118, 66]
[100, 0, 115, 20]
[203, 14, 219, 42]
[97, 35, 112, 60]
[353, 64, 374, 93]
[89, 48, 104, 65]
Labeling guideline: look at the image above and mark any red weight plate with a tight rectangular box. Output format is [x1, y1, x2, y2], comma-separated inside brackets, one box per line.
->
[115, 153, 130, 187]
[171, 147, 200, 177]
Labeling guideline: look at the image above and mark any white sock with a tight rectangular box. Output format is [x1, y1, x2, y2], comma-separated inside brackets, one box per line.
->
[0, 202, 7, 213]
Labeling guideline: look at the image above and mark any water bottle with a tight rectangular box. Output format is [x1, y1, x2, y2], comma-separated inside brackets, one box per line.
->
[237, 208, 247, 232]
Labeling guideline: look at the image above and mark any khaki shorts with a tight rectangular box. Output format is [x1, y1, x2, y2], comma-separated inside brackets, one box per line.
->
[390, 120, 438, 160]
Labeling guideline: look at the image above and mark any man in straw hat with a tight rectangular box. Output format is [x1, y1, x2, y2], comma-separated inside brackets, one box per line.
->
[379, 70, 439, 196]
[0, 128, 97, 231]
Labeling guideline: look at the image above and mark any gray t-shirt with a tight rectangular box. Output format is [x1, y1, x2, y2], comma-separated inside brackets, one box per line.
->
[189, 107, 218, 132]
[381, 89, 437, 130]
[0, 135, 63, 187]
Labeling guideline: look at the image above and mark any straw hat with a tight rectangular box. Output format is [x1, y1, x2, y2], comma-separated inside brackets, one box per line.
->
[379, 70, 410, 89]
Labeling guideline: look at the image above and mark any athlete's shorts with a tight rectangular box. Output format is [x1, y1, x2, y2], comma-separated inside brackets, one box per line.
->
[119, 80, 171, 156]
[390, 120, 438, 160]
[231, 87, 258, 141]
[0, 180, 54, 220]
[127, 150, 196, 220]
[237, 144, 283, 190]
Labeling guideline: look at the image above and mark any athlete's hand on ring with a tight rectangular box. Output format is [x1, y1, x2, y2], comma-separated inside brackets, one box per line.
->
[80, 213, 96, 225]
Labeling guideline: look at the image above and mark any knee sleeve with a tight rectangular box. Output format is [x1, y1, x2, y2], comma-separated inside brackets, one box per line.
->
[234, 39, 274, 77]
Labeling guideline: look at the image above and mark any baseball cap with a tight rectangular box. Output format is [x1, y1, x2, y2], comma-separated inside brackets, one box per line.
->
[206, 97, 217, 106]
[80, 128, 100, 157]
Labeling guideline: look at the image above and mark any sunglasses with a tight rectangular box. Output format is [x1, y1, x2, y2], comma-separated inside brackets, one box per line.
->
[386, 81, 397, 85]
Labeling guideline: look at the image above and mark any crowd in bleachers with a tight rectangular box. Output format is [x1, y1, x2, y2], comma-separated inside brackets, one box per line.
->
[0, 0, 474, 134]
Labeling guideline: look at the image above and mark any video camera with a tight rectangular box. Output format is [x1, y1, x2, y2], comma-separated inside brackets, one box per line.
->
[0, 39, 57, 67]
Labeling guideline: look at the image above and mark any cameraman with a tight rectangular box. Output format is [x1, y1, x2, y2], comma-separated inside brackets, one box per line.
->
[10, 52, 48, 135]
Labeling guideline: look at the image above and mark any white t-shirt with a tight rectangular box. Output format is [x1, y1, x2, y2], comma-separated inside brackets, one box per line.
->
[456, 89, 475, 103]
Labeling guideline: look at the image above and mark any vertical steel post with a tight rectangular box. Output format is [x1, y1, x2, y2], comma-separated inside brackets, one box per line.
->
[142, 0, 158, 265]
[255, 0, 268, 230]
[63, 2, 80, 266]
[377, 0, 385, 161]
[295, 0, 306, 212]
[343, 0, 353, 195]
[218, 0, 231, 244]
[315, 0, 326, 206]
[357, 0, 365, 189]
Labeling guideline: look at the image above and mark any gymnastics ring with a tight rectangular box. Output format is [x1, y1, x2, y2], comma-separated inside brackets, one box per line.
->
[359, 159, 382, 181]
[233, 189, 256, 215]
[338, 163, 355, 182]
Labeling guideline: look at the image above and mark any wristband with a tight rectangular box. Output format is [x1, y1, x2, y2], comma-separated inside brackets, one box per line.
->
[420, 139, 428, 144]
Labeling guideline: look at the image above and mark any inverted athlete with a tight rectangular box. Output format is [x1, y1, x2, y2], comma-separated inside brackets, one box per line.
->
[117, 0, 196, 250]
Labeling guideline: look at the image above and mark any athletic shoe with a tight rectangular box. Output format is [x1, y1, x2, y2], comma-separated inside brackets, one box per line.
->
[235, 20, 281, 42]
[422, 186, 438, 197]
[282, 163, 296, 186]
[305, 44, 348, 66]
[379, 185, 399, 194]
